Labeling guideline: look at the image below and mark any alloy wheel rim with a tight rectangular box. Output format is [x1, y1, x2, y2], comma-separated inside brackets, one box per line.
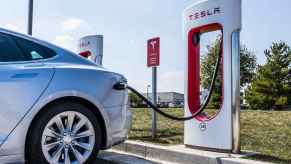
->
[41, 111, 95, 164]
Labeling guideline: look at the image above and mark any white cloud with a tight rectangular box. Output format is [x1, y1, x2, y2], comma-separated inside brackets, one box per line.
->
[158, 71, 184, 93]
[3, 23, 19, 31]
[54, 35, 76, 51]
[131, 79, 150, 93]
[127, 70, 184, 93]
[61, 18, 85, 31]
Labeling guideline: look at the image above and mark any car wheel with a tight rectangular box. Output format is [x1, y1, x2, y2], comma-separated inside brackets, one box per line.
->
[27, 101, 101, 164]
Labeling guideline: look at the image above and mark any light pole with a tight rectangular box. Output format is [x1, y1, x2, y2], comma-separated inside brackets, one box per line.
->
[28, 0, 34, 35]
[146, 85, 151, 100]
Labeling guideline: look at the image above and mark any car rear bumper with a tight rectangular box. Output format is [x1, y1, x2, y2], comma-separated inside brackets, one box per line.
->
[114, 104, 132, 145]
[104, 103, 132, 149]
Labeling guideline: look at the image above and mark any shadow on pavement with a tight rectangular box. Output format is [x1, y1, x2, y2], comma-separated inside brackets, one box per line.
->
[97, 151, 160, 164]
[95, 158, 118, 164]
[9, 151, 158, 164]
[9, 159, 117, 164]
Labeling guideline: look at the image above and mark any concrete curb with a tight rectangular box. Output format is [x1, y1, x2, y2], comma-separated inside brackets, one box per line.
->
[112, 141, 271, 164]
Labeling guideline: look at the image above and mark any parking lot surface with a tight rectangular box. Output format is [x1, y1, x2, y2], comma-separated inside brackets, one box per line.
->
[8, 150, 161, 164]
[97, 151, 160, 164]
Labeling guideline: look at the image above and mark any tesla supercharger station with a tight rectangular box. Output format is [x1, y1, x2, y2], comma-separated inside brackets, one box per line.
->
[79, 35, 104, 66]
[184, 0, 241, 153]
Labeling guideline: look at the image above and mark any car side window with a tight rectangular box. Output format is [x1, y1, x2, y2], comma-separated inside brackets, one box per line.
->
[0, 33, 27, 62]
[13, 36, 56, 61]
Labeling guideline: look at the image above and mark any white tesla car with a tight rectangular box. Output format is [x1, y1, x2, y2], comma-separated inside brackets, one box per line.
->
[0, 28, 132, 164]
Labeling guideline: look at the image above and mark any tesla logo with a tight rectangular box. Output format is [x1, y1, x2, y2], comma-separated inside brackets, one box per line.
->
[199, 122, 207, 132]
[188, 7, 221, 21]
[150, 40, 158, 53]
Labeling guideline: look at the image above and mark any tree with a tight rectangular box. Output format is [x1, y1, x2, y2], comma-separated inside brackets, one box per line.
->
[200, 38, 257, 108]
[245, 42, 291, 110]
[129, 92, 143, 108]
[200, 38, 223, 108]
[240, 45, 257, 86]
[201, 39, 257, 89]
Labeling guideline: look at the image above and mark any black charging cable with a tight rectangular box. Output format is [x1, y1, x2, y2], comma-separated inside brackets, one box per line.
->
[114, 36, 222, 121]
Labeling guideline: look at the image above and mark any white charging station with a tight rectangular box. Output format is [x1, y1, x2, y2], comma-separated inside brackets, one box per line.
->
[184, 0, 241, 153]
[79, 35, 104, 66]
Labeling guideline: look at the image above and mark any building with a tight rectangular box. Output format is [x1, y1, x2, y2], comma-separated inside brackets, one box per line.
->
[143, 92, 184, 108]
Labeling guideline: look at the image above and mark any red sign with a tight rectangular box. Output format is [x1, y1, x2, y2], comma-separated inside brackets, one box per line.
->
[147, 37, 160, 67]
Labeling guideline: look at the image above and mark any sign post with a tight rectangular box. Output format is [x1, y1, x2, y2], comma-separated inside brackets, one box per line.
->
[147, 37, 160, 139]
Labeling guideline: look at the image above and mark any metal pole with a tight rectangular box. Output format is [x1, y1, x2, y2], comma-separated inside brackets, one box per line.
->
[152, 67, 157, 139]
[28, 0, 34, 35]
[147, 85, 149, 100]
[231, 30, 241, 154]
[146, 85, 149, 108]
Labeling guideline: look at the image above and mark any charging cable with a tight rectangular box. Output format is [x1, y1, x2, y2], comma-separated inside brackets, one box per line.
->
[114, 37, 222, 121]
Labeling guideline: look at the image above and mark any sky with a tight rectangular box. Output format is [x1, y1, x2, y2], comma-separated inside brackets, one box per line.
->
[1, 0, 291, 93]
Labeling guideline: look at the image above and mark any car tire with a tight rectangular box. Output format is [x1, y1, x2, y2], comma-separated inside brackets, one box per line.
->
[27, 101, 101, 164]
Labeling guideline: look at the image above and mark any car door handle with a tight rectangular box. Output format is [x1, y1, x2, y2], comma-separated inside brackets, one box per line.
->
[11, 73, 39, 79]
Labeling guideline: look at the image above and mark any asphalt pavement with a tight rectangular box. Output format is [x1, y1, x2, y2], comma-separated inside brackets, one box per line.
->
[8, 151, 160, 164]
[97, 151, 161, 164]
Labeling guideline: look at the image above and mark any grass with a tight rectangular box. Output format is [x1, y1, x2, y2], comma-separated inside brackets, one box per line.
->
[128, 108, 291, 164]
[129, 108, 184, 145]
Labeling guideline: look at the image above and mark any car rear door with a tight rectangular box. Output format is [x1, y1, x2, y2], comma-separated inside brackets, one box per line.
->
[0, 32, 55, 145]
